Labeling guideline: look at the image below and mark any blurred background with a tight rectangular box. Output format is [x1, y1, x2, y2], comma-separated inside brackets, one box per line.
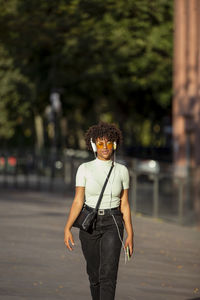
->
[0, 0, 200, 226]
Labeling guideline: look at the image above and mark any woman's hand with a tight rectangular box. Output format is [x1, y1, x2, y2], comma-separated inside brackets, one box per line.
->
[120, 189, 134, 258]
[63, 187, 85, 251]
[125, 235, 134, 257]
[64, 229, 75, 251]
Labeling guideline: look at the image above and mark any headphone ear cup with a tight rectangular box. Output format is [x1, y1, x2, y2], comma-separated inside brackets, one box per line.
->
[90, 138, 97, 152]
[113, 142, 117, 150]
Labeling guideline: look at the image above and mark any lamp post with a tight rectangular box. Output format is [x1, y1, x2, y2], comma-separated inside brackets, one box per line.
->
[49, 91, 62, 181]
[50, 92, 61, 148]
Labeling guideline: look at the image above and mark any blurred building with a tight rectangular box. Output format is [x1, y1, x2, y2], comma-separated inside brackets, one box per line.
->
[173, 0, 200, 222]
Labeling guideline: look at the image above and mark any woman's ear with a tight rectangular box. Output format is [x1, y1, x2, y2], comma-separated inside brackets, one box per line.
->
[113, 142, 117, 150]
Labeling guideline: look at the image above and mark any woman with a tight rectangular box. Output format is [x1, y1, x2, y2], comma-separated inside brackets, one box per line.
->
[64, 122, 134, 300]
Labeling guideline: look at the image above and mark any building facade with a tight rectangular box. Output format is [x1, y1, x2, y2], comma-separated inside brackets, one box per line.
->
[173, 0, 200, 222]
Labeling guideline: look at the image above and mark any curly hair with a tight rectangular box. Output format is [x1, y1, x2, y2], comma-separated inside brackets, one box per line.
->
[85, 122, 123, 151]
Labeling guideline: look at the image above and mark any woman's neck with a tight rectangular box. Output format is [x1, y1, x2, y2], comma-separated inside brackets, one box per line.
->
[96, 157, 112, 163]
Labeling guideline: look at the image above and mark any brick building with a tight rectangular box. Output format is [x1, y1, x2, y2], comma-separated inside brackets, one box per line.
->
[173, 0, 200, 222]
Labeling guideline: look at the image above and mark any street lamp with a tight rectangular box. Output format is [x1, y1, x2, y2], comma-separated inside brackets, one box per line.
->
[49, 91, 62, 149]
[50, 92, 62, 113]
[49, 91, 62, 181]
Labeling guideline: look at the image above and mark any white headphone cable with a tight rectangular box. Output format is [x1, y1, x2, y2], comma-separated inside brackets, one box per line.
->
[112, 214, 127, 264]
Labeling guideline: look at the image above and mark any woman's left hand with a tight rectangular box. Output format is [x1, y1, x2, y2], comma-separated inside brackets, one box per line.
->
[125, 235, 134, 257]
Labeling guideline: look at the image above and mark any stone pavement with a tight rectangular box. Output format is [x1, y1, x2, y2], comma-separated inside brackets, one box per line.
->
[0, 189, 200, 300]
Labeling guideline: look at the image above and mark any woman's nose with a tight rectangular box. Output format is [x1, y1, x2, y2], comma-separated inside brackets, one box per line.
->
[103, 142, 108, 149]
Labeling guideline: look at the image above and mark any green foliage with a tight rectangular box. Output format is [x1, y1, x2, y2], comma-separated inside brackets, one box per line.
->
[0, 45, 34, 140]
[0, 0, 173, 149]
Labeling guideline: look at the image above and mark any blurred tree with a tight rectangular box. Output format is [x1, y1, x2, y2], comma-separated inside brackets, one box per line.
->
[0, 44, 34, 146]
[0, 0, 173, 151]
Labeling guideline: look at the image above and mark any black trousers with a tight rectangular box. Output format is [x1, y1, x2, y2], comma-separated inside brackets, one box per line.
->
[79, 211, 124, 300]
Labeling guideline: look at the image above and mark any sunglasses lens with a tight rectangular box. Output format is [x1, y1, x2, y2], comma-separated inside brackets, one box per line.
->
[96, 142, 104, 149]
[96, 141, 113, 149]
[107, 142, 113, 149]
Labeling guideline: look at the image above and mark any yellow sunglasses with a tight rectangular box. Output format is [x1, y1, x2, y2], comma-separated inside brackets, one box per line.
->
[96, 141, 114, 150]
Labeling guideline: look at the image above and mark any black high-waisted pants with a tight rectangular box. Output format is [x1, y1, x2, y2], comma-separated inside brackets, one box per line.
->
[79, 210, 124, 300]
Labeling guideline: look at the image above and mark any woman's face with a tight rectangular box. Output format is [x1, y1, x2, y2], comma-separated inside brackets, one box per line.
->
[95, 137, 114, 161]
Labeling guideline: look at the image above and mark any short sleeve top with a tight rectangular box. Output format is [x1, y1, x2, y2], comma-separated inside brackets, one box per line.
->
[76, 158, 129, 209]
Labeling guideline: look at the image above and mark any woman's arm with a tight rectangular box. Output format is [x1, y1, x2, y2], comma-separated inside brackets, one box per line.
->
[120, 189, 134, 256]
[64, 186, 85, 251]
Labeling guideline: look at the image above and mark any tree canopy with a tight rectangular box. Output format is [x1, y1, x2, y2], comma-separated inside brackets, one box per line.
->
[0, 0, 173, 152]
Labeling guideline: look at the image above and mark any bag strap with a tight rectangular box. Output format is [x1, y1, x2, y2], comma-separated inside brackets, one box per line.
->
[94, 162, 114, 212]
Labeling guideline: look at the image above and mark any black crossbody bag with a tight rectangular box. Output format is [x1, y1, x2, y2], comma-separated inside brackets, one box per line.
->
[72, 162, 114, 232]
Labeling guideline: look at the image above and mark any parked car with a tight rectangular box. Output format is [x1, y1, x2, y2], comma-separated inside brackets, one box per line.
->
[134, 159, 160, 180]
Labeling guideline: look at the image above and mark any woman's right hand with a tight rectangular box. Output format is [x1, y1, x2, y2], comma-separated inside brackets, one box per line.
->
[64, 229, 75, 251]
[63, 187, 85, 251]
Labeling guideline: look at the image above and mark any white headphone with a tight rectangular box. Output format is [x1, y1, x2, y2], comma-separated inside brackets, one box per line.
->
[90, 138, 97, 152]
[90, 138, 117, 152]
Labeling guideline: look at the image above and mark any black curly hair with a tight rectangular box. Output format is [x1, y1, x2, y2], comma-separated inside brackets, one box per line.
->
[85, 122, 123, 151]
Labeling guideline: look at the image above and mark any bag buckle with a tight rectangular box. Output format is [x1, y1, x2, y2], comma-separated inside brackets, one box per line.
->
[98, 209, 105, 215]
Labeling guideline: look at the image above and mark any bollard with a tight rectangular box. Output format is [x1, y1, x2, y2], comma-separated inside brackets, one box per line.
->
[36, 156, 41, 191]
[153, 174, 159, 218]
[25, 158, 29, 189]
[3, 155, 7, 188]
[70, 159, 74, 187]
[14, 158, 18, 188]
[131, 172, 137, 213]
[178, 178, 184, 225]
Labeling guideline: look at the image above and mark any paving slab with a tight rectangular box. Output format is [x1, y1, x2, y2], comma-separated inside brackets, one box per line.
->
[0, 190, 200, 300]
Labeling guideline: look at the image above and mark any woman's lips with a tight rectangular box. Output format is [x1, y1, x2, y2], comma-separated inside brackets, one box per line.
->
[102, 151, 109, 155]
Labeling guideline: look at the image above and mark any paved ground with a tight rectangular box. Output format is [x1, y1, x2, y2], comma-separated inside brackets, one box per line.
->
[0, 189, 200, 300]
